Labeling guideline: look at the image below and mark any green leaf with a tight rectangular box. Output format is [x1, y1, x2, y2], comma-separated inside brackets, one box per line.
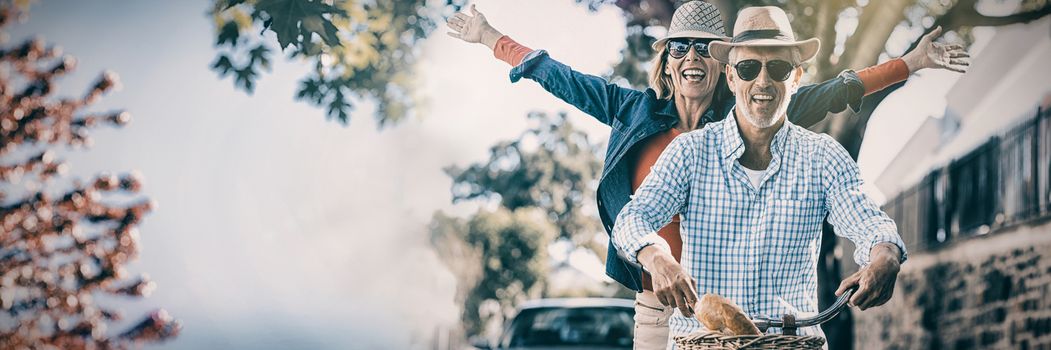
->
[234, 66, 258, 92]
[325, 89, 351, 124]
[254, 0, 343, 50]
[210, 55, 234, 76]
[302, 15, 342, 47]
[216, 21, 240, 47]
[295, 77, 324, 103]
[247, 44, 271, 70]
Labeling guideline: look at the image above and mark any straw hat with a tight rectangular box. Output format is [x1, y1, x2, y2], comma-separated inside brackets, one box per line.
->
[651, 1, 729, 51]
[708, 6, 820, 64]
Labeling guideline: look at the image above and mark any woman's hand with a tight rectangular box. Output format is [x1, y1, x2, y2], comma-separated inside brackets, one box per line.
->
[902, 26, 970, 74]
[446, 5, 503, 49]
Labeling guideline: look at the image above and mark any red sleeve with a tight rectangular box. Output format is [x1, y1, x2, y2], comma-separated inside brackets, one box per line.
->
[856, 58, 910, 96]
[493, 35, 534, 67]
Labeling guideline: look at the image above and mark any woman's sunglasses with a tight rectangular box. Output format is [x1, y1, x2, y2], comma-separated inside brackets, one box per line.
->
[667, 39, 711, 59]
[733, 59, 796, 82]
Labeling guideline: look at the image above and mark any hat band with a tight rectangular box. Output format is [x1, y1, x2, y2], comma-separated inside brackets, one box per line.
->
[731, 29, 791, 43]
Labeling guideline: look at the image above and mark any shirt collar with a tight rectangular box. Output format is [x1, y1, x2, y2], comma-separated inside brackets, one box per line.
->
[719, 108, 794, 162]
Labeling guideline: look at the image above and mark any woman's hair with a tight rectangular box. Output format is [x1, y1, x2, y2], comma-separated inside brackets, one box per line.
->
[648, 50, 675, 100]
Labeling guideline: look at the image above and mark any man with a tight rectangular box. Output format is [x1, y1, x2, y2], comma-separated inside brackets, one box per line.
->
[611, 6, 908, 345]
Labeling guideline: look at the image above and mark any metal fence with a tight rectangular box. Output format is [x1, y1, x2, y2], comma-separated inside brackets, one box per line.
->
[882, 106, 1051, 253]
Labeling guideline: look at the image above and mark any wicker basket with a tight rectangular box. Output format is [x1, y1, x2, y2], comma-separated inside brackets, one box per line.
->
[673, 331, 825, 350]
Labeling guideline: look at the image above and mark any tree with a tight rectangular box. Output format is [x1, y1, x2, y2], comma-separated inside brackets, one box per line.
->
[583, 0, 1050, 348]
[445, 112, 605, 252]
[431, 112, 611, 337]
[0, 5, 179, 348]
[430, 208, 555, 338]
[209, 0, 465, 126]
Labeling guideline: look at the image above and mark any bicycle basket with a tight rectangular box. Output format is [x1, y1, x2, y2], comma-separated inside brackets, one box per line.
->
[674, 331, 825, 350]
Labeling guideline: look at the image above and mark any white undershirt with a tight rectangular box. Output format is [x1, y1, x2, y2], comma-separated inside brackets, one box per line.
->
[739, 161, 767, 188]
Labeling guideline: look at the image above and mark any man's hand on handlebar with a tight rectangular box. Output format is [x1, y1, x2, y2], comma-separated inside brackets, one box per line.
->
[836, 242, 902, 311]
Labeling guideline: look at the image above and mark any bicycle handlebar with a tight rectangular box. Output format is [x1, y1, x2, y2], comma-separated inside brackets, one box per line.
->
[751, 285, 858, 335]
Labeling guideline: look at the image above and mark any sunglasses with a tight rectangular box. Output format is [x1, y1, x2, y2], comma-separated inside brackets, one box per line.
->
[667, 39, 711, 59]
[733, 59, 796, 82]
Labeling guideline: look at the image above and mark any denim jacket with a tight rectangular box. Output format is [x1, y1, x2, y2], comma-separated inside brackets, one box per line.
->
[510, 50, 865, 292]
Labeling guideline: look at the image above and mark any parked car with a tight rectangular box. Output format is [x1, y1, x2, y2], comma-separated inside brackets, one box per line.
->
[472, 298, 634, 350]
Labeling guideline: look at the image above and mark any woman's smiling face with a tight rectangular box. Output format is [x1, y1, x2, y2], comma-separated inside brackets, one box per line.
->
[663, 39, 723, 102]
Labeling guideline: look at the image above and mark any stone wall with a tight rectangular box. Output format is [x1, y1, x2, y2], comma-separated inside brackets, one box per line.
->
[853, 220, 1051, 349]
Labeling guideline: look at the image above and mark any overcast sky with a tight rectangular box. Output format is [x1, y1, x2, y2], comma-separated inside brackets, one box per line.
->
[4, 0, 979, 348]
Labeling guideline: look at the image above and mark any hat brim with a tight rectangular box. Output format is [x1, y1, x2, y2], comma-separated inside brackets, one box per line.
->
[708, 38, 819, 64]
[651, 30, 730, 51]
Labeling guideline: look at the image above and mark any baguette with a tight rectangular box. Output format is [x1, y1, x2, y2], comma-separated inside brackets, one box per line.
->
[696, 293, 761, 335]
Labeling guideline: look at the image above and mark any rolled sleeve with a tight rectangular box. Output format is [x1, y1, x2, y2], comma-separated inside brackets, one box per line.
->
[508, 50, 547, 83]
[863, 227, 908, 264]
[820, 135, 908, 266]
[837, 70, 865, 113]
[617, 232, 672, 265]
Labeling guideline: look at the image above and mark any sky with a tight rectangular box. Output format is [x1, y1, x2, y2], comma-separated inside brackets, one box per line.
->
[2, 0, 986, 348]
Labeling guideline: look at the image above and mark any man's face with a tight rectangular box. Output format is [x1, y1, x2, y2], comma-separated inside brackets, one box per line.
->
[725, 46, 802, 129]
[664, 39, 723, 101]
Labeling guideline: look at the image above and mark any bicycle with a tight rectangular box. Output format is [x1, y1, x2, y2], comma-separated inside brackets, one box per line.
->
[673, 285, 859, 350]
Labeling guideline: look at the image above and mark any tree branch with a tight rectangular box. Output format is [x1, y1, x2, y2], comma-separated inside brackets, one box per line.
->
[950, 4, 1051, 28]
[613, 0, 675, 27]
[812, 0, 843, 81]
[837, 0, 912, 71]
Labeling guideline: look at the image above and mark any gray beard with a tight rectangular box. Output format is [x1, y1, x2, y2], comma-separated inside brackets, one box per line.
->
[739, 105, 784, 129]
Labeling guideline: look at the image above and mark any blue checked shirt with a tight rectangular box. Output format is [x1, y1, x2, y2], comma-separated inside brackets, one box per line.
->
[612, 111, 907, 342]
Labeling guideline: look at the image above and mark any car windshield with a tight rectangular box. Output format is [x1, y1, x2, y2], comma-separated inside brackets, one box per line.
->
[505, 306, 633, 348]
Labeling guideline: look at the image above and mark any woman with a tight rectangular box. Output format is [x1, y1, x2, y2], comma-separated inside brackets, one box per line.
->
[447, 2, 967, 348]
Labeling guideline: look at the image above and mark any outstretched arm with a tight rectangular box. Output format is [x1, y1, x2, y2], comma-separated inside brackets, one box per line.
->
[445, 5, 644, 127]
[788, 26, 970, 128]
[859, 26, 970, 95]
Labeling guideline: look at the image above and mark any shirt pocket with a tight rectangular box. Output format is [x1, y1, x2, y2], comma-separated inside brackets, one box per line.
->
[765, 199, 824, 288]
[766, 199, 823, 251]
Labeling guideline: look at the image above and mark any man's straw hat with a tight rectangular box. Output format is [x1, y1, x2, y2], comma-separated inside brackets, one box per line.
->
[708, 6, 820, 64]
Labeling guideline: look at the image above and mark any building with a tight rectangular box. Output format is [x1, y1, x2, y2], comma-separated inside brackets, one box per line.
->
[855, 17, 1051, 349]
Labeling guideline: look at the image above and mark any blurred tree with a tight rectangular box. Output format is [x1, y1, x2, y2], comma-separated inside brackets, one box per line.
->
[208, 0, 465, 126]
[431, 112, 608, 337]
[445, 112, 605, 253]
[430, 208, 555, 338]
[580, 0, 1050, 348]
[0, 4, 179, 348]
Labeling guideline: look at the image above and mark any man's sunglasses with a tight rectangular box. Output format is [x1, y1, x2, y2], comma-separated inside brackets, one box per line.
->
[733, 59, 796, 82]
[667, 39, 711, 59]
